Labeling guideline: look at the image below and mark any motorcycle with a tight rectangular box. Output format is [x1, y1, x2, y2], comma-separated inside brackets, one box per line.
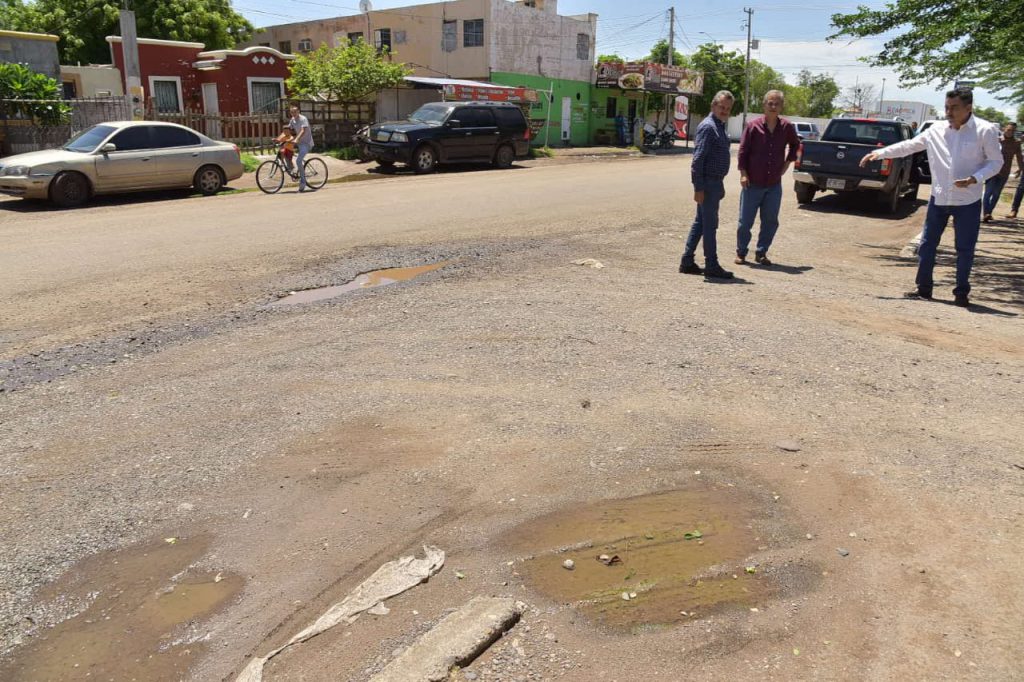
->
[642, 122, 677, 151]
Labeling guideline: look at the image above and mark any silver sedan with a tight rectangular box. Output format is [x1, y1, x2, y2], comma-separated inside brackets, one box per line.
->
[0, 120, 244, 207]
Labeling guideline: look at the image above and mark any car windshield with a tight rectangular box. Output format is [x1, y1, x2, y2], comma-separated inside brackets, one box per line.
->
[63, 124, 117, 153]
[408, 104, 453, 124]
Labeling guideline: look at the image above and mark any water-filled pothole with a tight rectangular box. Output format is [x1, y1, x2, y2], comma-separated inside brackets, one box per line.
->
[0, 536, 242, 681]
[504, 489, 773, 631]
[272, 261, 450, 305]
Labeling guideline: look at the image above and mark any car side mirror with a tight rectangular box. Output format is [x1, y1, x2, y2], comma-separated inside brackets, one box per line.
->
[99, 143, 116, 154]
[447, 119, 462, 129]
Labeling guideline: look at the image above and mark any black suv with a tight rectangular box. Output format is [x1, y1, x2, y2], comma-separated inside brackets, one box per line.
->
[367, 101, 531, 174]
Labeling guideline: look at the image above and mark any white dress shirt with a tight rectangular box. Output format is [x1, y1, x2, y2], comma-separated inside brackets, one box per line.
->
[874, 115, 1002, 206]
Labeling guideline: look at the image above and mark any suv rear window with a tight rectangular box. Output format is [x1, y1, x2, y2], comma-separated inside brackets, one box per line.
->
[493, 107, 526, 128]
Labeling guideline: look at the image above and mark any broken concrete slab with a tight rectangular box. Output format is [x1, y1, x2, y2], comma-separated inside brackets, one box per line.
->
[370, 596, 525, 682]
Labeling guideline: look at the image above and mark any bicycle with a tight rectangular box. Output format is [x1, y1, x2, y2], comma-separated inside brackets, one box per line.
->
[255, 146, 328, 194]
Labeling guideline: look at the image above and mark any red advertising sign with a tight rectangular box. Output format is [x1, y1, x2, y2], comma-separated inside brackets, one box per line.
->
[442, 84, 539, 103]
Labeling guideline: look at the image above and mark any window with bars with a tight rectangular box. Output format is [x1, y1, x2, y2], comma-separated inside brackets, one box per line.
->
[278, 40, 291, 53]
[347, 32, 364, 44]
[577, 33, 590, 60]
[464, 19, 483, 47]
[250, 81, 282, 113]
[374, 28, 392, 53]
[298, 38, 312, 52]
[442, 20, 457, 52]
[151, 79, 180, 113]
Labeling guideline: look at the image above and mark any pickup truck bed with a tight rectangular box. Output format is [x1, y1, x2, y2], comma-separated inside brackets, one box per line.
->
[793, 118, 927, 213]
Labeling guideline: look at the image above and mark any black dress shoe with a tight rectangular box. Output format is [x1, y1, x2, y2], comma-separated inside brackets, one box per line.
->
[904, 288, 932, 300]
[954, 293, 970, 307]
[679, 262, 704, 275]
[704, 266, 734, 279]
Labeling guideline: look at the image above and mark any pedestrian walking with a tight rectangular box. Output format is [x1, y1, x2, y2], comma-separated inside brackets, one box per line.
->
[288, 103, 314, 192]
[860, 88, 1002, 307]
[1009, 177, 1024, 220]
[982, 122, 1022, 222]
[679, 90, 736, 279]
[734, 90, 801, 266]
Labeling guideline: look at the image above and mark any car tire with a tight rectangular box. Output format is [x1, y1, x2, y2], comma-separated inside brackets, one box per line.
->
[194, 165, 225, 195]
[794, 181, 816, 204]
[880, 187, 900, 214]
[904, 183, 919, 201]
[411, 145, 437, 174]
[50, 171, 90, 208]
[376, 158, 395, 168]
[493, 144, 515, 169]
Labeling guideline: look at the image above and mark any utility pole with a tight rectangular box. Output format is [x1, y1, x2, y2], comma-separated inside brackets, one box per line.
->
[119, 0, 143, 119]
[879, 77, 886, 117]
[743, 7, 753, 129]
[668, 7, 675, 66]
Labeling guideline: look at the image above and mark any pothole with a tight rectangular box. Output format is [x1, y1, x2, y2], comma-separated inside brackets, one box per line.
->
[0, 536, 242, 681]
[504, 489, 775, 631]
[272, 261, 451, 306]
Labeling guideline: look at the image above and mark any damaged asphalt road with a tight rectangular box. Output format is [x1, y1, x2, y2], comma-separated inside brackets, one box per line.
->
[2, 155, 1023, 681]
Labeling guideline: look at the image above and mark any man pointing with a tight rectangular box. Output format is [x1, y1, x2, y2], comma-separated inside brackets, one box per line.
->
[861, 88, 1001, 307]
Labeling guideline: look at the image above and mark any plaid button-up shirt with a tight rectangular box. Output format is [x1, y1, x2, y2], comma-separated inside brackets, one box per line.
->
[691, 114, 731, 192]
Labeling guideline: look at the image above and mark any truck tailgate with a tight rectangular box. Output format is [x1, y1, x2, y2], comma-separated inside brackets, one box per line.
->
[798, 141, 885, 180]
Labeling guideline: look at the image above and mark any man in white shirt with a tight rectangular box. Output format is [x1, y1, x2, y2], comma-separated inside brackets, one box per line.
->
[861, 88, 1002, 307]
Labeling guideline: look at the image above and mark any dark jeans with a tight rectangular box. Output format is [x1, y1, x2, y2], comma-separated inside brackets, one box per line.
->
[736, 182, 783, 257]
[681, 178, 725, 267]
[1012, 178, 1024, 213]
[917, 199, 981, 296]
[983, 174, 1008, 215]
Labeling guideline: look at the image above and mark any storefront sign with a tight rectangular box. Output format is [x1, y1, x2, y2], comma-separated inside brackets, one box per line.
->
[443, 84, 538, 103]
[595, 61, 704, 95]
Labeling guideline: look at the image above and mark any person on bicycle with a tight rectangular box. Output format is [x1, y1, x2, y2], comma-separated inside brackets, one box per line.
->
[274, 127, 296, 172]
[288, 103, 314, 192]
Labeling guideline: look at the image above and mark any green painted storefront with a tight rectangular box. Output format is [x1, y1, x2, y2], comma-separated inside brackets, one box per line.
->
[489, 72, 592, 146]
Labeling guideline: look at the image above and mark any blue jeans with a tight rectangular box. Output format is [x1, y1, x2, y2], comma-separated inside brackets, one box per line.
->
[682, 178, 725, 267]
[917, 199, 981, 296]
[736, 182, 783, 257]
[1012, 179, 1024, 213]
[983, 174, 1008, 215]
[296, 144, 311, 189]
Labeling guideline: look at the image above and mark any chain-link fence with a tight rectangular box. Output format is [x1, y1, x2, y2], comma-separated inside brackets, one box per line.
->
[1, 97, 132, 157]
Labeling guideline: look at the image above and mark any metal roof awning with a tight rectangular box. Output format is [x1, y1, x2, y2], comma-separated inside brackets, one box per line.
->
[403, 77, 519, 89]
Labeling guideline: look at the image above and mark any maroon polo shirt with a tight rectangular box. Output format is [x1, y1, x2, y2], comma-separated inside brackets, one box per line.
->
[737, 115, 801, 187]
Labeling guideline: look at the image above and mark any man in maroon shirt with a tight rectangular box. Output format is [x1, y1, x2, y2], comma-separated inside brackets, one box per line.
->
[734, 90, 801, 266]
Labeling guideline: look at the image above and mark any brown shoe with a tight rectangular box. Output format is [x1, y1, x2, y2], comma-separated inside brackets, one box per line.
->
[982, 214, 993, 223]
[755, 253, 773, 266]
[734, 254, 747, 265]
[1008, 212, 1018, 219]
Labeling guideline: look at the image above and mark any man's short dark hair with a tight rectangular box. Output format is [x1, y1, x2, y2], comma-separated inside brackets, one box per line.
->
[945, 88, 973, 105]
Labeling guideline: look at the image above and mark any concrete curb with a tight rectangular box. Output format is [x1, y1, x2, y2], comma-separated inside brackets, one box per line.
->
[370, 597, 525, 682]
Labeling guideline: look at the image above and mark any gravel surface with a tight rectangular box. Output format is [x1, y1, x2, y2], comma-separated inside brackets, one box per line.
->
[2, 155, 1023, 680]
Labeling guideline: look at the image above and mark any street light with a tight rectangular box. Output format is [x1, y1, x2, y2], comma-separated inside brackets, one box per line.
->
[879, 77, 886, 117]
[699, 31, 720, 47]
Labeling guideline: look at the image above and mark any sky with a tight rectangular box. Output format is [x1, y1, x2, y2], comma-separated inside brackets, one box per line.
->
[233, 0, 1017, 119]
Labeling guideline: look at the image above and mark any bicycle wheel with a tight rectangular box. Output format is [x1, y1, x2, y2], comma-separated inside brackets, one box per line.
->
[256, 160, 285, 194]
[303, 157, 328, 190]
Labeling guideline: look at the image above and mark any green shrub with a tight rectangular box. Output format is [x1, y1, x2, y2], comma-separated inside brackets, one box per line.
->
[528, 146, 554, 159]
[240, 153, 261, 173]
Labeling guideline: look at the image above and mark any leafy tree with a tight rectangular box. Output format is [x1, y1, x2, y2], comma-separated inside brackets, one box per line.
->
[0, 62, 70, 124]
[287, 41, 410, 103]
[829, 1, 1024, 104]
[838, 83, 878, 114]
[973, 105, 1009, 126]
[687, 42, 747, 116]
[1, 0, 253, 64]
[780, 84, 812, 117]
[747, 61, 786, 107]
[595, 53, 624, 64]
[797, 69, 840, 117]
[644, 39, 687, 67]
[1017, 104, 1024, 124]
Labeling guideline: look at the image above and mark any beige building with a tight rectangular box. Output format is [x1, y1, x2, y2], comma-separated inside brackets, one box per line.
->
[242, 0, 596, 83]
[60, 65, 124, 98]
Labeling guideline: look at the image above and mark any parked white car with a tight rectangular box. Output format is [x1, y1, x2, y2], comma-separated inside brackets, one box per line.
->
[0, 121, 244, 207]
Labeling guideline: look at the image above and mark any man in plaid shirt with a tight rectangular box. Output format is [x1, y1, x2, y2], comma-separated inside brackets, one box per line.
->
[679, 90, 736, 279]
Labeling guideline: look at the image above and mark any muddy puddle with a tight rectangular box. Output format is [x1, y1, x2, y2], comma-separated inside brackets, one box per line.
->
[272, 261, 450, 305]
[0, 536, 242, 682]
[506, 489, 773, 631]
